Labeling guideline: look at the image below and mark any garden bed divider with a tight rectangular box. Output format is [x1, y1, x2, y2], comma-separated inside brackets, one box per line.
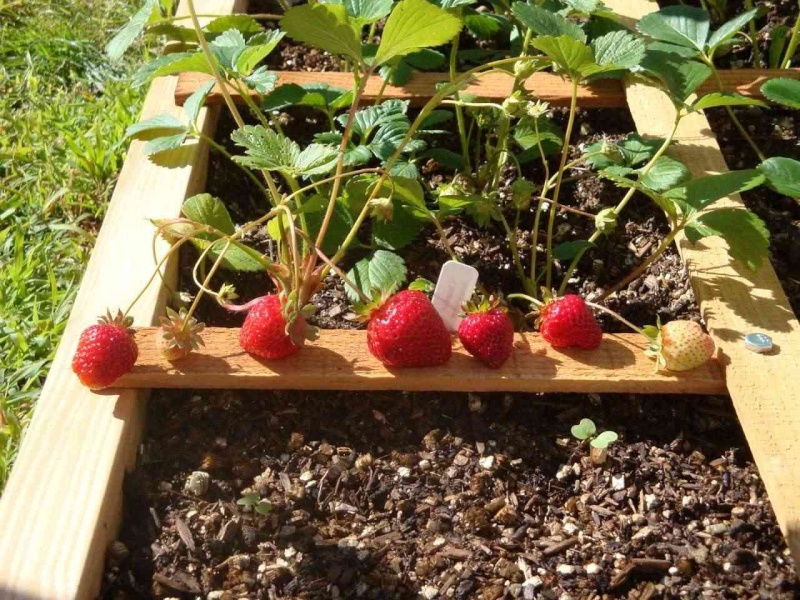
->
[0, 2, 243, 598]
[115, 328, 726, 394]
[175, 68, 800, 108]
[607, 0, 800, 564]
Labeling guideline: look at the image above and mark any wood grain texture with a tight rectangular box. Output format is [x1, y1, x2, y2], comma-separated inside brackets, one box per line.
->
[107, 328, 727, 394]
[0, 2, 242, 599]
[175, 68, 799, 108]
[606, 0, 800, 565]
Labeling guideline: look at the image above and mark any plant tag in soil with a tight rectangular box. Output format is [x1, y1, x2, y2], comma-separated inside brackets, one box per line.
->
[432, 261, 479, 331]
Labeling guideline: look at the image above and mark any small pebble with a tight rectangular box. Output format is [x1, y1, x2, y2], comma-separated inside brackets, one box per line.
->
[398, 466, 412, 479]
[557, 564, 576, 576]
[479, 456, 495, 470]
[184, 471, 210, 496]
[707, 523, 730, 536]
[585, 563, 601, 575]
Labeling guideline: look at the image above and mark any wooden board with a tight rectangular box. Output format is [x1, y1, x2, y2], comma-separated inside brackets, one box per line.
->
[108, 328, 727, 394]
[176, 68, 800, 108]
[0, 2, 242, 599]
[606, 0, 800, 565]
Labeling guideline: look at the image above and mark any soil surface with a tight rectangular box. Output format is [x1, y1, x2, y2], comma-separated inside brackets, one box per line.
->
[102, 391, 798, 599]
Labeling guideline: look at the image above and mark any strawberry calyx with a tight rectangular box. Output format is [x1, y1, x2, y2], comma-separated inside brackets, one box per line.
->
[461, 294, 505, 316]
[98, 308, 135, 334]
[641, 317, 666, 370]
[157, 307, 206, 360]
[352, 286, 401, 323]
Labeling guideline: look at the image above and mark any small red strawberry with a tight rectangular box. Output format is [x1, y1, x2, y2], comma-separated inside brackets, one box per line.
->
[72, 310, 138, 389]
[457, 298, 514, 369]
[239, 294, 309, 360]
[365, 290, 452, 367]
[644, 320, 715, 372]
[539, 294, 602, 350]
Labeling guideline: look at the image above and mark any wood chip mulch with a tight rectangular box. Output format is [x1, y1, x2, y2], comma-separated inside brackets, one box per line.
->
[102, 390, 798, 599]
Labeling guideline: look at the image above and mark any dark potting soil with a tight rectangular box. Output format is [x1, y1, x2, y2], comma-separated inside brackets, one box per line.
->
[101, 390, 799, 599]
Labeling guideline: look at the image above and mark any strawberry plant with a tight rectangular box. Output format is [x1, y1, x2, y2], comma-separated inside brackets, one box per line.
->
[74, 0, 796, 388]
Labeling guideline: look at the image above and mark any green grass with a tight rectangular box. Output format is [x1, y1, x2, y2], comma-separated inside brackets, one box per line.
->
[0, 0, 145, 489]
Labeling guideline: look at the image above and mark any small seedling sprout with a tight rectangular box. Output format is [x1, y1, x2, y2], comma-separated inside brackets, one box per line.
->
[237, 492, 272, 516]
[571, 418, 618, 450]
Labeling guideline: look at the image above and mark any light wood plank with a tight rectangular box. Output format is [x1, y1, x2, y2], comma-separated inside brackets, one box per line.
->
[0, 2, 243, 599]
[606, 0, 800, 564]
[106, 328, 727, 395]
[175, 68, 799, 108]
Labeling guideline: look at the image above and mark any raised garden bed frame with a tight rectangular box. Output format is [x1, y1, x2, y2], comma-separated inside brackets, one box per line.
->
[0, 0, 797, 597]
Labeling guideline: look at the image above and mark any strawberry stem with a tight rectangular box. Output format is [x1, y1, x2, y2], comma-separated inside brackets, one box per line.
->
[122, 227, 202, 319]
[507, 293, 544, 308]
[584, 301, 643, 335]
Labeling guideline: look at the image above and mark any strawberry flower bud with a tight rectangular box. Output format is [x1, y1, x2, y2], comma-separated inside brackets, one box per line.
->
[368, 197, 394, 222]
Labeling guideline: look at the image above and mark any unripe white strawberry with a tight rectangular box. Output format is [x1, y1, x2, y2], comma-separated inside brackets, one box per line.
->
[644, 320, 715, 372]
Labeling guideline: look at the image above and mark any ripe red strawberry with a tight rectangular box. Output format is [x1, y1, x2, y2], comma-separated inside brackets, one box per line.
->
[239, 294, 307, 360]
[366, 290, 452, 367]
[645, 320, 715, 372]
[72, 310, 138, 389]
[539, 294, 602, 350]
[458, 303, 514, 369]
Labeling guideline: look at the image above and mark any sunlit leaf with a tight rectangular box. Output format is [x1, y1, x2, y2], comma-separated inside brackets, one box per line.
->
[375, 0, 463, 66]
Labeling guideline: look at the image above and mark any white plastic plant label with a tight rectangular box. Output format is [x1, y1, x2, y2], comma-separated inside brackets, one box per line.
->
[432, 261, 479, 331]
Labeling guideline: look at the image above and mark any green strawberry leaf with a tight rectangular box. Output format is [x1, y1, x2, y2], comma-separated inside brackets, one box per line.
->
[553, 240, 594, 260]
[184, 81, 216, 126]
[345, 250, 408, 302]
[512, 4, 586, 42]
[106, 0, 158, 61]
[758, 157, 800, 198]
[636, 6, 710, 51]
[282, 3, 363, 63]
[203, 14, 265, 36]
[531, 35, 594, 78]
[666, 169, 764, 212]
[182, 193, 235, 235]
[590, 30, 646, 70]
[322, 0, 393, 24]
[760, 78, 800, 109]
[209, 29, 247, 71]
[192, 238, 267, 272]
[375, 0, 463, 66]
[584, 133, 664, 169]
[126, 114, 187, 141]
[373, 202, 423, 250]
[685, 209, 769, 271]
[639, 156, 691, 192]
[690, 91, 767, 111]
[305, 201, 355, 256]
[235, 30, 285, 75]
[640, 49, 712, 102]
[707, 8, 758, 53]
